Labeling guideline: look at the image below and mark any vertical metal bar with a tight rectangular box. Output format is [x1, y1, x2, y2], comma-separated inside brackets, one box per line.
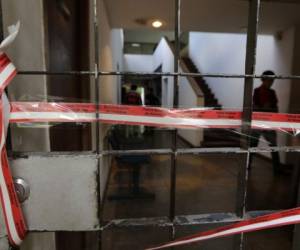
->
[236, 0, 260, 217]
[93, 0, 102, 249]
[292, 156, 300, 250]
[169, 0, 180, 242]
[235, 0, 260, 249]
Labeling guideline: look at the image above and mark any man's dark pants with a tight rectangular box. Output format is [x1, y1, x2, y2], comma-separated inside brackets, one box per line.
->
[249, 130, 280, 173]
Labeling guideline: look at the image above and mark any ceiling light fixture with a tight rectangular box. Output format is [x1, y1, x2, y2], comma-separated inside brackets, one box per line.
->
[131, 43, 141, 47]
[152, 20, 163, 28]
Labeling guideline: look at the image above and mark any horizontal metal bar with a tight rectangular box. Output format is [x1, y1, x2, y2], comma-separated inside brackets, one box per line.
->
[101, 216, 171, 230]
[8, 146, 300, 159]
[176, 148, 247, 154]
[102, 146, 300, 156]
[18, 70, 95, 76]
[101, 149, 173, 156]
[175, 213, 241, 226]
[8, 151, 95, 159]
[101, 210, 279, 229]
[17, 70, 300, 80]
[249, 146, 300, 153]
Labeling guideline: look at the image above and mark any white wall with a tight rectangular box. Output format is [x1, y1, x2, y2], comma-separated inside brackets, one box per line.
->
[111, 29, 124, 71]
[124, 38, 203, 146]
[178, 76, 204, 146]
[189, 29, 294, 111]
[124, 54, 153, 72]
[153, 38, 174, 107]
[189, 28, 295, 157]
[189, 32, 246, 109]
[255, 29, 294, 114]
[124, 38, 175, 107]
[111, 29, 124, 103]
[255, 29, 294, 159]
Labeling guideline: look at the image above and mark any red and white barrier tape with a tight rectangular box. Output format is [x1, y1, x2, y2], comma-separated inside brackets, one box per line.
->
[146, 207, 300, 249]
[0, 53, 27, 246]
[9, 102, 300, 132]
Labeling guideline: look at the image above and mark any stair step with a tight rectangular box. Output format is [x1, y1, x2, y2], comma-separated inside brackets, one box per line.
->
[182, 56, 222, 108]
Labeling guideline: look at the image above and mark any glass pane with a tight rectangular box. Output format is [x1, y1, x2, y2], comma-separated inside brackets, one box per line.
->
[247, 152, 298, 211]
[102, 227, 170, 250]
[8, 74, 93, 152]
[103, 153, 170, 220]
[176, 224, 236, 250]
[176, 153, 243, 215]
[245, 226, 293, 250]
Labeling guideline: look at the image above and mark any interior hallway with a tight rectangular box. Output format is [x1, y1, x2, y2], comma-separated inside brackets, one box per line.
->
[102, 128, 295, 250]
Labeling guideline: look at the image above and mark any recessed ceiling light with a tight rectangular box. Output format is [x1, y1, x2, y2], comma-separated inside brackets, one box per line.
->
[131, 43, 141, 47]
[152, 20, 163, 28]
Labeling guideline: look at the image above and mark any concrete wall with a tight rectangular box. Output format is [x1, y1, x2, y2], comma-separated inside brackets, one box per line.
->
[0, 237, 8, 250]
[1, 1, 53, 249]
[2, 0, 50, 152]
[0, 0, 123, 248]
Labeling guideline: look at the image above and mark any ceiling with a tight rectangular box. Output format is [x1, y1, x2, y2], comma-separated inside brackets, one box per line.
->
[104, 0, 300, 34]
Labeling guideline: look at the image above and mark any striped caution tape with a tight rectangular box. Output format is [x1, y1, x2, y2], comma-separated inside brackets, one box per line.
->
[0, 53, 27, 246]
[9, 102, 300, 132]
[145, 207, 300, 249]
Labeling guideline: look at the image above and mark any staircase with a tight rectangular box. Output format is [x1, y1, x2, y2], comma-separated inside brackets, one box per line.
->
[182, 57, 221, 109]
[181, 56, 240, 147]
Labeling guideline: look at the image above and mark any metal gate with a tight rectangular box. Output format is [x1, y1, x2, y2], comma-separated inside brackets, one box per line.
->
[1, 0, 300, 249]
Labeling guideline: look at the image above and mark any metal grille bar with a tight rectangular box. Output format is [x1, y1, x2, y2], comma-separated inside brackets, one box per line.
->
[16, 70, 300, 80]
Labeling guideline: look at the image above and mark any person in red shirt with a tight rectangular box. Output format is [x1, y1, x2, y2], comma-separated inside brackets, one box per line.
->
[124, 84, 142, 105]
[250, 70, 281, 174]
[124, 84, 142, 137]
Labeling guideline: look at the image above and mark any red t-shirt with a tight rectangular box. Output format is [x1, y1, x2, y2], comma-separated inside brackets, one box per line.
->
[253, 86, 278, 112]
[125, 91, 142, 105]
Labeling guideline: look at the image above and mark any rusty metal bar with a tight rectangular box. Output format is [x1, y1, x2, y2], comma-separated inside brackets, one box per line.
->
[100, 146, 300, 155]
[92, 0, 102, 249]
[8, 145, 300, 159]
[101, 210, 278, 229]
[236, 0, 261, 216]
[17, 70, 300, 80]
[236, 0, 261, 249]
[169, 0, 180, 232]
